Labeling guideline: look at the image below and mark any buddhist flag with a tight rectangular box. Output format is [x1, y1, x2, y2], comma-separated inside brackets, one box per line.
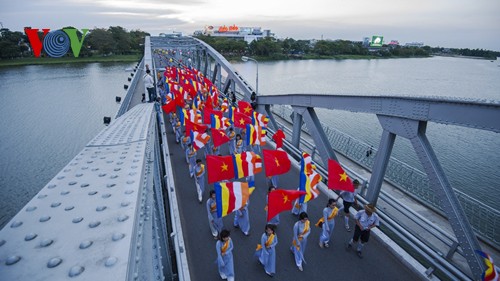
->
[233, 151, 262, 179]
[211, 128, 230, 147]
[215, 181, 255, 218]
[190, 130, 211, 151]
[263, 149, 291, 177]
[211, 114, 230, 130]
[267, 189, 306, 222]
[228, 106, 236, 124]
[234, 112, 252, 129]
[252, 111, 269, 128]
[238, 100, 254, 116]
[206, 155, 235, 183]
[221, 98, 229, 113]
[328, 159, 354, 192]
[299, 153, 322, 203]
[476, 250, 499, 281]
[204, 108, 222, 125]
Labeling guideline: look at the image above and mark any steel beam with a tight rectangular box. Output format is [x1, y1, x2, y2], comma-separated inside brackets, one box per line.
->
[366, 128, 396, 205]
[291, 110, 303, 149]
[265, 104, 279, 131]
[299, 106, 338, 165]
[257, 94, 500, 133]
[410, 121, 484, 279]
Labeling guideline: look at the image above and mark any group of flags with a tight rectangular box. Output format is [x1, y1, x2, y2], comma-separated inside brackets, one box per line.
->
[160, 62, 358, 223]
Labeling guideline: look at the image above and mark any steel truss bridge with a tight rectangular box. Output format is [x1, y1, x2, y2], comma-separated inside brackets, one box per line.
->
[0, 35, 499, 281]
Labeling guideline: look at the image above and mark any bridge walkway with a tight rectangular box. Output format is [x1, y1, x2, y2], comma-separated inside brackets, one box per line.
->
[158, 113, 422, 281]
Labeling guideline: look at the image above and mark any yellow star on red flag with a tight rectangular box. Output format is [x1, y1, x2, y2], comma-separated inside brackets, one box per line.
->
[339, 172, 348, 182]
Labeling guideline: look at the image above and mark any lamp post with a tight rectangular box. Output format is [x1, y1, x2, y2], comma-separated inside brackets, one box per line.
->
[241, 56, 259, 95]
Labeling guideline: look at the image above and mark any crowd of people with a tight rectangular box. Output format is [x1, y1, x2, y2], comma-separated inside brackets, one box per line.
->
[151, 50, 380, 280]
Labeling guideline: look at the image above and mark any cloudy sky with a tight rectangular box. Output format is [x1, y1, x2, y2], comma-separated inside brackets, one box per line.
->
[1, 0, 499, 50]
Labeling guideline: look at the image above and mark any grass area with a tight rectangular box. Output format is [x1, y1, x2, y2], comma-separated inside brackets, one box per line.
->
[0, 54, 142, 67]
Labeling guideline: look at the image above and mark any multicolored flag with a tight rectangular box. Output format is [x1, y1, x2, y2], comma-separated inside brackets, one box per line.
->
[267, 189, 306, 222]
[246, 124, 266, 146]
[252, 111, 269, 128]
[233, 151, 262, 179]
[476, 250, 499, 281]
[328, 159, 354, 192]
[262, 149, 291, 177]
[206, 155, 235, 184]
[190, 130, 211, 151]
[215, 181, 255, 218]
[299, 152, 322, 203]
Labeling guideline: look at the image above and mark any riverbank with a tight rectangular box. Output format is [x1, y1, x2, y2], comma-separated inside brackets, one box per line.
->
[0, 54, 142, 67]
[226, 53, 431, 62]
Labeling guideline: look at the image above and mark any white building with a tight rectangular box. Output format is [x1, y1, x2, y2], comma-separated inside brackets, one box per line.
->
[195, 25, 274, 43]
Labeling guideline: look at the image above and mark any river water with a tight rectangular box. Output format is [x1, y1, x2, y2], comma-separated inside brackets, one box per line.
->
[233, 56, 500, 209]
[0, 62, 135, 228]
[0, 57, 499, 229]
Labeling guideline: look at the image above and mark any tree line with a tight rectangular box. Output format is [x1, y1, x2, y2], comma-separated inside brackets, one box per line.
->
[195, 35, 500, 60]
[0, 26, 149, 59]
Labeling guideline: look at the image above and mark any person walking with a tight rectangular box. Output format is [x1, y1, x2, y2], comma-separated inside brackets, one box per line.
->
[316, 198, 339, 248]
[339, 179, 360, 231]
[228, 127, 236, 154]
[235, 134, 243, 154]
[346, 203, 380, 258]
[255, 224, 278, 277]
[216, 229, 235, 281]
[233, 200, 250, 236]
[195, 159, 206, 203]
[290, 212, 310, 271]
[207, 190, 224, 239]
[187, 144, 197, 178]
[144, 69, 155, 102]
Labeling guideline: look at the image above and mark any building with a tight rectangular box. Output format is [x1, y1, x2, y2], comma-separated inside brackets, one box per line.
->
[194, 25, 274, 43]
[405, 42, 424, 47]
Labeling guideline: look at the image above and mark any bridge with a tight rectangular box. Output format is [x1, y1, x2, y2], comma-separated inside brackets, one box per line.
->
[0, 35, 499, 281]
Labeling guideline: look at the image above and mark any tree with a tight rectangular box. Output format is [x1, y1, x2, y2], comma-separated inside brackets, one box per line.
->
[86, 28, 114, 55]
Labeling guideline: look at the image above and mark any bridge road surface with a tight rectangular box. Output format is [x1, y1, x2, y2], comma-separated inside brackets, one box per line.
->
[159, 113, 422, 281]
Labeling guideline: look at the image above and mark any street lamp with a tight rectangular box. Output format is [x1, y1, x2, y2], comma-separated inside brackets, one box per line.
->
[241, 56, 259, 95]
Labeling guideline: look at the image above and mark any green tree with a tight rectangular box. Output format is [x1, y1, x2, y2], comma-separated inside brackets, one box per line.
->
[0, 28, 27, 58]
[86, 28, 114, 55]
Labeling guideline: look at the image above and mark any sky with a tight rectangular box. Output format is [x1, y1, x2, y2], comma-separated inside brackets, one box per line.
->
[1, 0, 499, 50]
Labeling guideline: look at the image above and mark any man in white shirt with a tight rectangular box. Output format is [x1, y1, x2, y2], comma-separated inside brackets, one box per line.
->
[346, 203, 380, 258]
[144, 69, 155, 102]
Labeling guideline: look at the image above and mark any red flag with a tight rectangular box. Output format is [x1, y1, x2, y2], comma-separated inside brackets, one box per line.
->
[267, 189, 306, 222]
[211, 128, 230, 147]
[272, 129, 286, 149]
[206, 155, 235, 184]
[263, 149, 291, 177]
[184, 119, 208, 136]
[238, 100, 254, 116]
[161, 101, 176, 113]
[328, 159, 354, 192]
[234, 112, 252, 129]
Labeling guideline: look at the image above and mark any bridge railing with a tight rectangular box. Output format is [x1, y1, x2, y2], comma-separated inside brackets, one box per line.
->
[116, 58, 144, 118]
[271, 104, 500, 250]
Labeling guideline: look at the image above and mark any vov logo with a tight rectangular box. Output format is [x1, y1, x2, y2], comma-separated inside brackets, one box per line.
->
[24, 28, 89, 58]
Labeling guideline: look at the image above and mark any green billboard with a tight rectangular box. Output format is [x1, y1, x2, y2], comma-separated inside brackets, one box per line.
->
[370, 36, 384, 47]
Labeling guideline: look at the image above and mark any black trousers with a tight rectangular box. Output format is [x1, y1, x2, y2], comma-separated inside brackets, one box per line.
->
[352, 224, 371, 243]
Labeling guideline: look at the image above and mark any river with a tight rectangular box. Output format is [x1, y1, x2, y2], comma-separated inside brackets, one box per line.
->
[0, 57, 499, 229]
